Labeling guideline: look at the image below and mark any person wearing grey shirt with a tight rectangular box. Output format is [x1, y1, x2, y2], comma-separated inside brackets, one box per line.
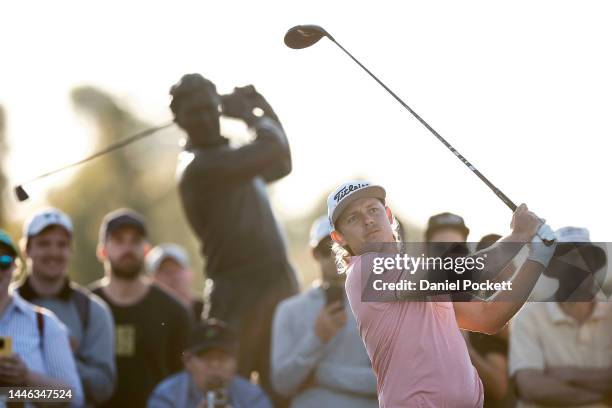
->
[271, 216, 378, 408]
[15, 208, 115, 406]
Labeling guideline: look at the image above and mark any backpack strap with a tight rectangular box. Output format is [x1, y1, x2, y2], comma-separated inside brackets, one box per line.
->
[70, 284, 91, 331]
[35, 308, 45, 348]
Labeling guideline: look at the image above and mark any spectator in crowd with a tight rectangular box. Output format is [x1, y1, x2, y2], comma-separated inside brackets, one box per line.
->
[426, 218, 515, 406]
[425, 212, 470, 243]
[510, 227, 612, 408]
[15, 208, 116, 406]
[271, 216, 378, 408]
[424, 212, 473, 301]
[330, 180, 556, 407]
[148, 319, 271, 408]
[91, 209, 191, 408]
[464, 234, 516, 408]
[425, 215, 517, 300]
[146, 243, 203, 320]
[0, 229, 83, 406]
[170, 73, 298, 406]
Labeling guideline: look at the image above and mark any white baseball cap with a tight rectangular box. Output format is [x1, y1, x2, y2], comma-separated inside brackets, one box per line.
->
[146, 243, 190, 274]
[23, 208, 73, 238]
[309, 216, 333, 248]
[555, 226, 591, 243]
[327, 180, 386, 227]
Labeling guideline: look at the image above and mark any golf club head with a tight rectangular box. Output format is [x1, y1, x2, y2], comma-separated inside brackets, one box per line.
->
[284, 25, 332, 49]
[14, 185, 29, 202]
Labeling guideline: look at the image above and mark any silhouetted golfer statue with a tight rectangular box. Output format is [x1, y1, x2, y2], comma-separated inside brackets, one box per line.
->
[170, 74, 298, 406]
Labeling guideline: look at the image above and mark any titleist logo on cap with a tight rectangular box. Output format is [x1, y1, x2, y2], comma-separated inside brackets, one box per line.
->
[334, 183, 369, 203]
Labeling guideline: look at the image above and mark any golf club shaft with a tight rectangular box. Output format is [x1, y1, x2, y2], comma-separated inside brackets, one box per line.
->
[328, 38, 518, 212]
[19, 122, 174, 185]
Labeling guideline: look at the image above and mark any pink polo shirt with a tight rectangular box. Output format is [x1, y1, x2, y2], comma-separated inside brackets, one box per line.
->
[345, 254, 484, 408]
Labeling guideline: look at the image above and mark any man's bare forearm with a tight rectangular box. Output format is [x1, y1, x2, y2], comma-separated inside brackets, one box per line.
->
[550, 366, 612, 394]
[516, 370, 605, 406]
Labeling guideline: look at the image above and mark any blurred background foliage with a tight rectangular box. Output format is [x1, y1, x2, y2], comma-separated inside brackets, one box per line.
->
[1, 87, 422, 296]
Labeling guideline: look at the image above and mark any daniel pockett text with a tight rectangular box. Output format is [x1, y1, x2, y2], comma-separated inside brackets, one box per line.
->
[358, 246, 518, 302]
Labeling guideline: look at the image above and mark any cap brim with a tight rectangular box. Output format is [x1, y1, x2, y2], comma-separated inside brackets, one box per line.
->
[544, 242, 607, 278]
[332, 185, 386, 226]
[107, 221, 146, 237]
[0, 241, 17, 257]
[426, 225, 470, 241]
[28, 223, 72, 237]
[552, 243, 607, 273]
[188, 341, 238, 356]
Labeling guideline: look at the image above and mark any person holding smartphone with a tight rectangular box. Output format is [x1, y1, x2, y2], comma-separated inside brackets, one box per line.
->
[169, 74, 298, 407]
[271, 216, 378, 408]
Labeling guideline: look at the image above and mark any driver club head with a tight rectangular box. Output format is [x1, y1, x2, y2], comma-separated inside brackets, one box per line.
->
[284, 25, 332, 49]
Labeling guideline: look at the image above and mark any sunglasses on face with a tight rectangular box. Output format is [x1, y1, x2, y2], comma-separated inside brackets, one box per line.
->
[0, 255, 15, 271]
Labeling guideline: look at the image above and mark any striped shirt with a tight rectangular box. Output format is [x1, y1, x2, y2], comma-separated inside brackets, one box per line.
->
[0, 291, 83, 407]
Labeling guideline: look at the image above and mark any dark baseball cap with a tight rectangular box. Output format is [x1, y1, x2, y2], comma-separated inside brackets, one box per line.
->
[425, 212, 470, 241]
[186, 319, 238, 356]
[0, 229, 18, 257]
[99, 208, 147, 242]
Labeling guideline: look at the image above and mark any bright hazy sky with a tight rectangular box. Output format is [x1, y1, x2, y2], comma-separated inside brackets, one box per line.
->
[2, 0, 611, 241]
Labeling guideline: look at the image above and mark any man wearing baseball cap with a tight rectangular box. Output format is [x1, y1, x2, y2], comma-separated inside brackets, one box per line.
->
[146, 243, 204, 321]
[510, 227, 611, 407]
[423, 212, 473, 301]
[425, 212, 470, 242]
[271, 216, 377, 408]
[91, 208, 191, 408]
[15, 208, 116, 406]
[328, 180, 557, 407]
[1, 229, 84, 405]
[148, 319, 272, 408]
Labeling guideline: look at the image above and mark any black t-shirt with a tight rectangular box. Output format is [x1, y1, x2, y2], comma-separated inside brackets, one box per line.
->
[469, 331, 507, 356]
[92, 284, 190, 408]
[468, 332, 516, 408]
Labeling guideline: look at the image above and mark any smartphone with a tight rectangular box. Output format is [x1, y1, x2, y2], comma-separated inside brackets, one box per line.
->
[324, 285, 345, 306]
[0, 336, 12, 357]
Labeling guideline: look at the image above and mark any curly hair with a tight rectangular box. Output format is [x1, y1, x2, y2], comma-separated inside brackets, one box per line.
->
[169, 73, 217, 115]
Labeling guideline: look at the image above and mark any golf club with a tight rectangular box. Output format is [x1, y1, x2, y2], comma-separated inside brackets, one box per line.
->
[285, 24, 518, 211]
[285, 24, 559, 246]
[14, 122, 174, 202]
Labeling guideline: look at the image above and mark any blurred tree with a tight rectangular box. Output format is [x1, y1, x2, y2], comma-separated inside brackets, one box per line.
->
[47, 87, 202, 288]
[0, 106, 8, 226]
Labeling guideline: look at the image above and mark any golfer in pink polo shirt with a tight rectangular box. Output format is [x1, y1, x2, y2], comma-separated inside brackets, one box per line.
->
[327, 181, 557, 407]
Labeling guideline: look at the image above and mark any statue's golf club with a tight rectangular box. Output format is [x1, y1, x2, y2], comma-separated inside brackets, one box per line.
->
[14, 122, 173, 201]
[285, 24, 518, 211]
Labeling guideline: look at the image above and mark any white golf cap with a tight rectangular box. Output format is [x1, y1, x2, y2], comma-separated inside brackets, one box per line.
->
[146, 243, 190, 274]
[327, 180, 386, 227]
[23, 208, 73, 238]
[309, 215, 333, 248]
[555, 226, 591, 243]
